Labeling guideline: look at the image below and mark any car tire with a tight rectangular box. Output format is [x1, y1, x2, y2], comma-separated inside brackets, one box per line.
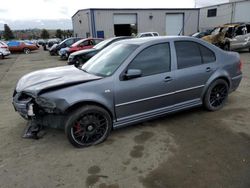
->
[0, 53, 4, 59]
[204, 79, 229, 111]
[65, 105, 112, 148]
[23, 48, 30, 54]
[75, 57, 82, 67]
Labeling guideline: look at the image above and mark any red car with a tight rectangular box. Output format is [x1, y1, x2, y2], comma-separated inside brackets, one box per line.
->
[68, 38, 103, 54]
[7, 41, 38, 54]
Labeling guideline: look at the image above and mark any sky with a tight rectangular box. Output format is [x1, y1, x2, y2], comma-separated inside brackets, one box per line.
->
[0, 0, 228, 30]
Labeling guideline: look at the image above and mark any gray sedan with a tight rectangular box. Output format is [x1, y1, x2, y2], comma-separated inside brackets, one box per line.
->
[12, 36, 242, 147]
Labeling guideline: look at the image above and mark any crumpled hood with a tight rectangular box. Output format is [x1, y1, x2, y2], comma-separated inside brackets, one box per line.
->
[16, 65, 101, 95]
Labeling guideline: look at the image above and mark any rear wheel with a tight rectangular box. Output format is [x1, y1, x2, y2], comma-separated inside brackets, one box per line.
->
[0, 53, 4, 59]
[65, 105, 112, 148]
[204, 79, 229, 111]
[23, 48, 30, 54]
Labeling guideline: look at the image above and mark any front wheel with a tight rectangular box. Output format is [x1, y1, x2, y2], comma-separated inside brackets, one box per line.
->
[75, 57, 83, 67]
[65, 105, 112, 148]
[23, 48, 30, 54]
[203, 79, 229, 111]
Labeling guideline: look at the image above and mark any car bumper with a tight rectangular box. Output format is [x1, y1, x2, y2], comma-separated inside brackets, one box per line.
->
[12, 97, 32, 119]
[2, 51, 11, 56]
[231, 74, 242, 92]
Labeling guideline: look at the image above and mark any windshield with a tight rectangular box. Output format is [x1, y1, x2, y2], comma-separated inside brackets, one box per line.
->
[211, 27, 222, 35]
[59, 38, 68, 45]
[93, 38, 114, 50]
[82, 43, 138, 77]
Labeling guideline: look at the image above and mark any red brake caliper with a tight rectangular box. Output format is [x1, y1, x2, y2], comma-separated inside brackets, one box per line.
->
[74, 122, 82, 134]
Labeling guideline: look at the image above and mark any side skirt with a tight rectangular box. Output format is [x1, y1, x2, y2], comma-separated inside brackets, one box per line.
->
[113, 98, 202, 129]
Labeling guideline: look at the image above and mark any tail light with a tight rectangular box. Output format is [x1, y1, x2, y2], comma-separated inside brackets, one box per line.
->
[239, 59, 243, 72]
[0, 46, 8, 49]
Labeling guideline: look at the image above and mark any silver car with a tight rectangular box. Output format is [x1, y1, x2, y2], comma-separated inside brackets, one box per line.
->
[12, 36, 242, 147]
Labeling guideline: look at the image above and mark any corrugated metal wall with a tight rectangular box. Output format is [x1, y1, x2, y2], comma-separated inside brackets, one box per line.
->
[72, 9, 199, 38]
[199, 0, 250, 31]
[72, 9, 91, 38]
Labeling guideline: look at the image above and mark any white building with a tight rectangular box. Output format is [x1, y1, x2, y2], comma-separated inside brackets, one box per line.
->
[199, 0, 250, 31]
[72, 8, 199, 38]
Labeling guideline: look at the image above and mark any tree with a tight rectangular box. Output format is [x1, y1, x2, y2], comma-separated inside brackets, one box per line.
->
[40, 29, 50, 39]
[3, 24, 14, 40]
[55, 29, 62, 39]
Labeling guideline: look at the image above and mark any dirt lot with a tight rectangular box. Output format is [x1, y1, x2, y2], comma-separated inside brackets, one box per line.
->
[0, 48, 250, 188]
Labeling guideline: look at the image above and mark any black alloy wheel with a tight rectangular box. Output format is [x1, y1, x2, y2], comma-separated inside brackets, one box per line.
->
[65, 105, 112, 148]
[204, 79, 229, 111]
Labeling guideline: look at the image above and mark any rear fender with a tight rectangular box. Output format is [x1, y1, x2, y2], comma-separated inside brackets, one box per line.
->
[201, 69, 231, 99]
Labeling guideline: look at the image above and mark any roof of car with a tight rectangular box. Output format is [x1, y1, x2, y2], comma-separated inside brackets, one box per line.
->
[116, 36, 196, 45]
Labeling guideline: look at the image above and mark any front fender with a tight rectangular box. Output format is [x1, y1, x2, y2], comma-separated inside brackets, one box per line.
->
[39, 79, 115, 118]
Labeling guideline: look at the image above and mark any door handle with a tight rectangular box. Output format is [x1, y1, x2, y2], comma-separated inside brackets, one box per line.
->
[164, 76, 173, 82]
[206, 67, 212, 72]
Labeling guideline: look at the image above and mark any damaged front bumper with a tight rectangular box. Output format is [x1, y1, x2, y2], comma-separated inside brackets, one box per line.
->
[12, 91, 65, 129]
[12, 92, 34, 119]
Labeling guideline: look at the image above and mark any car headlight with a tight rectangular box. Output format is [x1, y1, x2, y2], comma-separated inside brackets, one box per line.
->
[35, 97, 56, 109]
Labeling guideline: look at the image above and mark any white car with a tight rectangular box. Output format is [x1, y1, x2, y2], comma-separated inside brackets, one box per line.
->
[0, 41, 11, 59]
[137, 32, 159, 38]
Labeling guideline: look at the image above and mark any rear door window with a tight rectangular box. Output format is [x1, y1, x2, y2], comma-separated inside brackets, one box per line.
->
[128, 43, 171, 76]
[199, 44, 216, 63]
[175, 41, 216, 69]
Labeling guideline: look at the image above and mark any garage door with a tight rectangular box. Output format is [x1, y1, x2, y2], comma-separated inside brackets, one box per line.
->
[114, 14, 137, 24]
[234, 1, 250, 22]
[166, 14, 184, 35]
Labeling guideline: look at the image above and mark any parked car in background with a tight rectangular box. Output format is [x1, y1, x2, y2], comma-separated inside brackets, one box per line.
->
[192, 30, 212, 38]
[58, 47, 70, 60]
[49, 37, 83, 56]
[68, 36, 132, 66]
[60, 38, 103, 60]
[0, 41, 11, 59]
[24, 40, 39, 48]
[68, 38, 103, 54]
[137, 32, 159, 37]
[7, 41, 38, 54]
[37, 39, 46, 46]
[13, 36, 242, 147]
[202, 23, 250, 51]
[47, 38, 61, 48]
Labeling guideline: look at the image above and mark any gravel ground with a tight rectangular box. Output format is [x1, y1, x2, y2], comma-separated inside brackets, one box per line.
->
[0, 48, 249, 188]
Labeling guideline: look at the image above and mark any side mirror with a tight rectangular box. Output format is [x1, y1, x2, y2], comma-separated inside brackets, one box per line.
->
[124, 69, 142, 80]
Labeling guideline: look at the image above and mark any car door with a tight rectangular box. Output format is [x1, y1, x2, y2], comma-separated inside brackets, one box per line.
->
[230, 25, 248, 50]
[114, 43, 175, 121]
[78, 40, 92, 50]
[173, 41, 217, 104]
